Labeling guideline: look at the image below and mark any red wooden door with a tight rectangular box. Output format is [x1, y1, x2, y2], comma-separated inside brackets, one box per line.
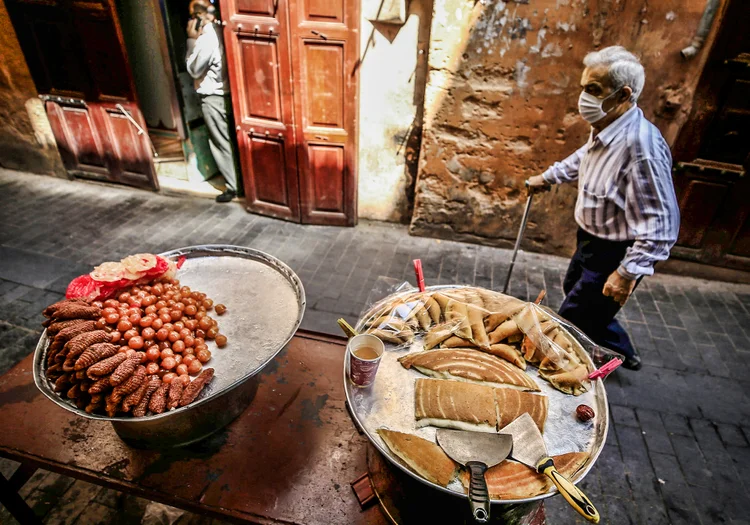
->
[220, 0, 358, 225]
[671, 0, 750, 270]
[6, 0, 158, 190]
[288, 0, 359, 226]
[222, 0, 301, 221]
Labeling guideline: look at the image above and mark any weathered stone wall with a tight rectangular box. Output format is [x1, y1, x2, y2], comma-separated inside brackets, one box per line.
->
[0, 0, 66, 177]
[357, 0, 432, 223]
[410, 0, 721, 256]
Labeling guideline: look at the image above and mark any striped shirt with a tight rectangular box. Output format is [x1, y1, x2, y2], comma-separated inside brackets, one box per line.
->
[541, 106, 680, 279]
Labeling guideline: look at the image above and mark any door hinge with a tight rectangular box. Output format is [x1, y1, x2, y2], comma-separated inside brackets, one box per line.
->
[39, 94, 87, 108]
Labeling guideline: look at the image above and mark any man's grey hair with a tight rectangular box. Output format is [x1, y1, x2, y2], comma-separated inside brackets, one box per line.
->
[583, 46, 645, 102]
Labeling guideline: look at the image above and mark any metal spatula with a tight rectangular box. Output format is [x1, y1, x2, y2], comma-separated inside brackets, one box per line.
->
[502, 413, 600, 523]
[436, 429, 513, 523]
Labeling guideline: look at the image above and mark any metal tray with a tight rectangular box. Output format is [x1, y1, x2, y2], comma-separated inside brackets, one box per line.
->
[345, 285, 609, 504]
[33, 245, 306, 447]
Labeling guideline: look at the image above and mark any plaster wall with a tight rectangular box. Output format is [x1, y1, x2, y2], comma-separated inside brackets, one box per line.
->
[357, 0, 432, 223]
[410, 0, 721, 256]
[0, 0, 66, 177]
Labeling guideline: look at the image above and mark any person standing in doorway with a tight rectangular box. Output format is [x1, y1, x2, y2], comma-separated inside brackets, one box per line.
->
[186, 0, 238, 202]
[526, 46, 681, 371]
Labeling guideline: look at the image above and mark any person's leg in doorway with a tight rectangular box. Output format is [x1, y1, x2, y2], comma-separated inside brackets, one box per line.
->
[201, 95, 238, 202]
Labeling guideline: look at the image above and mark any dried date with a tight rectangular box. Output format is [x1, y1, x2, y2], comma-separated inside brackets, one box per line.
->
[110, 352, 144, 386]
[576, 404, 595, 422]
[179, 368, 214, 407]
[87, 353, 128, 379]
[75, 343, 118, 371]
[110, 366, 147, 403]
[133, 376, 161, 417]
[50, 303, 101, 321]
[149, 382, 170, 414]
[122, 378, 151, 413]
[64, 330, 110, 359]
[167, 376, 189, 410]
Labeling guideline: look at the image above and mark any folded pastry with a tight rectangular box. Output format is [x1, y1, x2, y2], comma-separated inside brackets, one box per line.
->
[483, 343, 526, 370]
[445, 299, 472, 339]
[399, 349, 539, 391]
[424, 324, 456, 350]
[415, 379, 498, 433]
[377, 428, 458, 487]
[494, 387, 548, 433]
[467, 304, 490, 348]
[459, 452, 588, 499]
[488, 319, 522, 344]
[539, 365, 590, 396]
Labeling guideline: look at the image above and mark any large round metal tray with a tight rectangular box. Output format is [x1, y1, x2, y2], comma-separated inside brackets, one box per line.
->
[33, 245, 305, 446]
[345, 285, 608, 504]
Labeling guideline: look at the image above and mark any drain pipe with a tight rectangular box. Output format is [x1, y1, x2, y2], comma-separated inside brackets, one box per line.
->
[681, 0, 721, 60]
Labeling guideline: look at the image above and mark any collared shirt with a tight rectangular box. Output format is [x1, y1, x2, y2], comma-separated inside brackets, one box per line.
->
[541, 106, 680, 279]
[186, 23, 228, 96]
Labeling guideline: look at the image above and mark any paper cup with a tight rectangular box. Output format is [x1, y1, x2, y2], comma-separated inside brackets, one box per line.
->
[347, 334, 384, 387]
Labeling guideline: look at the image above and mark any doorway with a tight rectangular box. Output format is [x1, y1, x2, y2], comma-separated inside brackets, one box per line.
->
[5, 0, 160, 190]
[220, 0, 360, 226]
[671, 0, 750, 271]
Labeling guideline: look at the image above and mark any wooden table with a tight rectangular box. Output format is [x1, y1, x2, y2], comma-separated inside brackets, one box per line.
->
[0, 330, 389, 525]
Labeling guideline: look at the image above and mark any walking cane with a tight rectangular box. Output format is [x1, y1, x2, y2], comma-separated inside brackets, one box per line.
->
[502, 181, 547, 294]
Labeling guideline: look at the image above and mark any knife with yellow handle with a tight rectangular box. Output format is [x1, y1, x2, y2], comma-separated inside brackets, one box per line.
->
[501, 413, 600, 523]
[536, 456, 599, 522]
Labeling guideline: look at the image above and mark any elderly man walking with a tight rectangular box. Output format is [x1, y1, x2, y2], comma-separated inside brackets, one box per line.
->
[527, 46, 680, 371]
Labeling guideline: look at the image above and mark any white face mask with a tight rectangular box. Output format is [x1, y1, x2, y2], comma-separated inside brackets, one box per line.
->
[578, 88, 623, 124]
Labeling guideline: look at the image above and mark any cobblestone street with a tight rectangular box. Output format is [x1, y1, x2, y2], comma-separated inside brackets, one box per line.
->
[1, 168, 749, 524]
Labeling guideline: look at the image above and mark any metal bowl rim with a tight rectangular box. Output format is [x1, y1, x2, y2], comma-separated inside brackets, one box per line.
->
[32, 244, 306, 423]
[344, 284, 609, 504]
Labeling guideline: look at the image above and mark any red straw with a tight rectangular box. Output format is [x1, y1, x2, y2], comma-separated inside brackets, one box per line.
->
[413, 259, 426, 292]
[588, 358, 623, 380]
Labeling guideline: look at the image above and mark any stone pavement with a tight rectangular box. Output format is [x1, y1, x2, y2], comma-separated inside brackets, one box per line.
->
[0, 168, 749, 524]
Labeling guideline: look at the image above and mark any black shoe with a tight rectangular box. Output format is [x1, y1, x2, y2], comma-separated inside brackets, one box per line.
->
[215, 189, 236, 203]
[621, 352, 642, 371]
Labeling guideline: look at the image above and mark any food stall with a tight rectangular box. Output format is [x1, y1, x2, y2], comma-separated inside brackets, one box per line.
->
[0, 246, 616, 524]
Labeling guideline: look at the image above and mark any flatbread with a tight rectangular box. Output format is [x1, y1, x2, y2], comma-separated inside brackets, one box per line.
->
[399, 349, 539, 391]
[459, 452, 589, 499]
[377, 428, 458, 487]
[494, 388, 548, 433]
[415, 379, 497, 433]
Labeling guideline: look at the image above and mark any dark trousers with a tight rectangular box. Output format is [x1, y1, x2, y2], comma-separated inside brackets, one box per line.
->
[558, 228, 638, 358]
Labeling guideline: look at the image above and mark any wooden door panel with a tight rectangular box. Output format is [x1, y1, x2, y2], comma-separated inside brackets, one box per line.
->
[101, 106, 153, 179]
[238, 37, 284, 122]
[304, 42, 344, 129]
[222, 0, 300, 221]
[308, 144, 345, 213]
[304, 0, 344, 23]
[236, 0, 275, 16]
[675, 179, 728, 248]
[289, 0, 358, 226]
[247, 135, 289, 207]
[6, 0, 158, 190]
[62, 107, 107, 169]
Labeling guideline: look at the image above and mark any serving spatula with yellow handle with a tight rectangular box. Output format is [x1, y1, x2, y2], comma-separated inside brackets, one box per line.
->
[502, 413, 600, 523]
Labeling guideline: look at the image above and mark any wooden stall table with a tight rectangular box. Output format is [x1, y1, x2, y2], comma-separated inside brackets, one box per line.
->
[0, 330, 389, 525]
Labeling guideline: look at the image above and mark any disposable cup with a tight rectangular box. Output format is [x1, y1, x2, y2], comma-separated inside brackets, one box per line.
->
[347, 334, 384, 387]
